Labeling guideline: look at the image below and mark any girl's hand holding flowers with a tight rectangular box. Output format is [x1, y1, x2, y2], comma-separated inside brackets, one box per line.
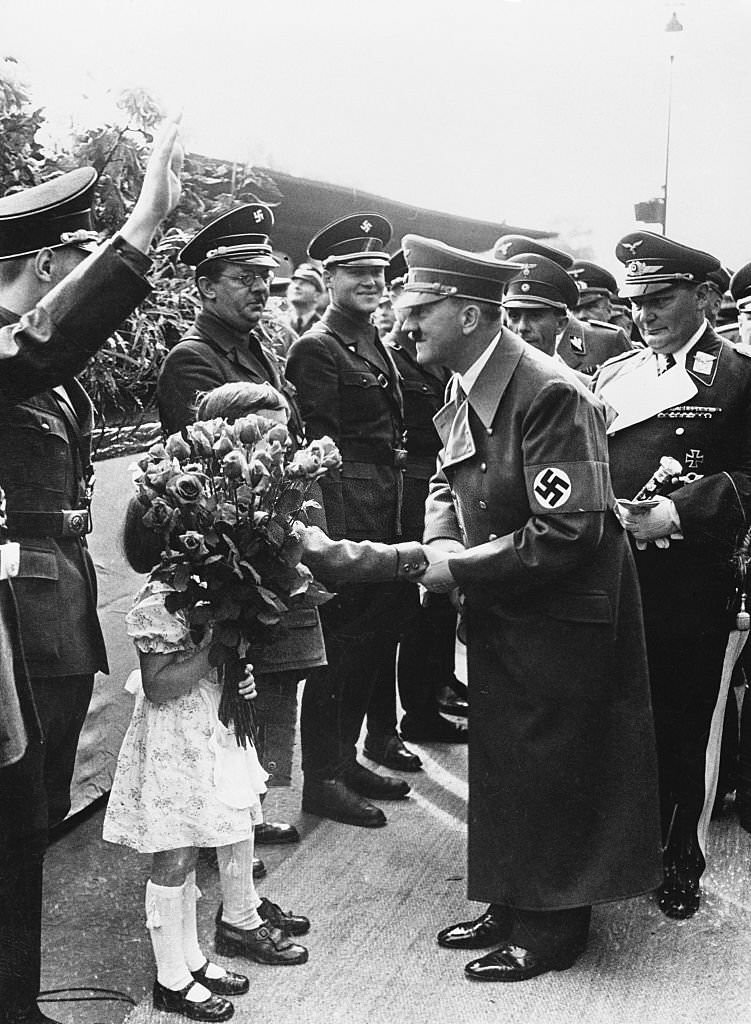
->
[238, 664, 257, 701]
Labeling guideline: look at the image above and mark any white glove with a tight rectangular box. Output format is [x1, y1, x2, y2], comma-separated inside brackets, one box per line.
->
[616, 495, 681, 550]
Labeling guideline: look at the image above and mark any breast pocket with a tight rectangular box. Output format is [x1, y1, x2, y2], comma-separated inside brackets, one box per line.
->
[340, 369, 390, 428]
[14, 542, 62, 662]
[4, 404, 71, 497]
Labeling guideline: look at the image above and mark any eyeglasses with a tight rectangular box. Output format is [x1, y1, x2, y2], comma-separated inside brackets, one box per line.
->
[220, 270, 274, 289]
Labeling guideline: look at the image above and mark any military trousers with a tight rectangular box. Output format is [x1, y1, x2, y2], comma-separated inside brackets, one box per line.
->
[646, 627, 727, 860]
[300, 580, 404, 781]
[0, 673, 93, 1008]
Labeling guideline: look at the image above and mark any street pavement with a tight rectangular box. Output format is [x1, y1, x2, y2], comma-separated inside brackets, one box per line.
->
[41, 731, 751, 1024]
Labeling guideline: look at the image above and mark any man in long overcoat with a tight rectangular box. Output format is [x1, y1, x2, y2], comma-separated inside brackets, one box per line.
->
[398, 234, 662, 982]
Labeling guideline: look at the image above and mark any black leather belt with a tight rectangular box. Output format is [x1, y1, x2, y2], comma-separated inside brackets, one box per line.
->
[7, 509, 90, 538]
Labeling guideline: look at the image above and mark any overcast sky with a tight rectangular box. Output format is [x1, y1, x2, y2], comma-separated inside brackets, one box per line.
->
[4, 0, 751, 275]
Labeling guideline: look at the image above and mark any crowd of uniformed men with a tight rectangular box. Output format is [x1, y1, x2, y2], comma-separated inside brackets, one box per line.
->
[3, 116, 751, 1019]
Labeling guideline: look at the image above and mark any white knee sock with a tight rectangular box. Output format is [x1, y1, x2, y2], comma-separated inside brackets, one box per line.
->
[145, 879, 198, 993]
[181, 870, 207, 973]
[217, 840, 263, 930]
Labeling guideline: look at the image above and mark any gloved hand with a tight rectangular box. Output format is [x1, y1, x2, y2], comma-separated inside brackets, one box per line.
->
[615, 495, 682, 550]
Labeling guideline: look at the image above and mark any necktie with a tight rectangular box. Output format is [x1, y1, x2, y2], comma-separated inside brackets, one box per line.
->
[657, 353, 676, 376]
[295, 316, 304, 334]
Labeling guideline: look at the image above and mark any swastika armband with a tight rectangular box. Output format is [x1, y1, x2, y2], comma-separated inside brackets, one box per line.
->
[524, 460, 612, 514]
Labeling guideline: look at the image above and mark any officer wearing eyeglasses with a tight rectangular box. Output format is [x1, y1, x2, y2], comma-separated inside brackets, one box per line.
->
[157, 204, 301, 438]
[157, 205, 310, 855]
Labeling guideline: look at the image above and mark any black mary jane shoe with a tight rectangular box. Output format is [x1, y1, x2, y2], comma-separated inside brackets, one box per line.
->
[214, 899, 311, 938]
[437, 906, 512, 949]
[363, 733, 423, 772]
[465, 943, 579, 983]
[152, 979, 234, 1021]
[191, 960, 249, 996]
[214, 919, 309, 965]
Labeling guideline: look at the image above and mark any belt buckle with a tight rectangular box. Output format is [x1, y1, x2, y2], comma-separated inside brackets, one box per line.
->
[393, 448, 408, 469]
[62, 510, 89, 537]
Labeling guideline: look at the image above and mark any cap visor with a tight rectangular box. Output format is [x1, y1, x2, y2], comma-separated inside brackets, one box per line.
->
[394, 290, 449, 312]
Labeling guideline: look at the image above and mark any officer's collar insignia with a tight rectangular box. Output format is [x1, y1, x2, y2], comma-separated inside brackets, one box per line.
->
[360, 219, 372, 233]
[622, 240, 644, 255]
[693, 351, 716, 374]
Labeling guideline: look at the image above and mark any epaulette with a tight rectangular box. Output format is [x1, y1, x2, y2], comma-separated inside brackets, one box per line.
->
[587, 318, 618, 331]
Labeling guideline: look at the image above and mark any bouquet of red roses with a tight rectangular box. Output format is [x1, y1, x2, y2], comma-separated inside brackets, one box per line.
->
[132, 414, 340, 746]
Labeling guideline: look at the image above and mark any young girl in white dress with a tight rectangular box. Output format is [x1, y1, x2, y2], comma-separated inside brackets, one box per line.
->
[103, 501, 307, 1022]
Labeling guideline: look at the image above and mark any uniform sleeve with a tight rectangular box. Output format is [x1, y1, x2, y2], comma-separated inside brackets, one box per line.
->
[423, 458, 465, 545]
[157, 342, 226, 435]
[299, 525, 426, 588]
[448, 382, 612, 593]
[0, 239, 151, 405]
[286, 334, 346, 538]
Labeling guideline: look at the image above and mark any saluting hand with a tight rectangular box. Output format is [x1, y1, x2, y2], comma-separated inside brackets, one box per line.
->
[120, 116, 184, 253]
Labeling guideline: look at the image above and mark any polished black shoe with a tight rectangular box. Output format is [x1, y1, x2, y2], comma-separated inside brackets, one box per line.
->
[363, 732, 423, 772]
[401, 715, 468, 744]
[214, 898, 311, 938]
[464, 943, 579, 982]
[258, 896, 311, 936]
[437, 907, 512, 949]
[191, 961, 249, 996]
[252, 855, 266, 879]
[255, 821, 300, 845]
[437, 683, 469, 718]
[343, 762, 411, 800]
[152, 979, 234, 1021]
[657, 875, 701, 919]
[215, 918, 308, 965]
[302, 778, 387, 827]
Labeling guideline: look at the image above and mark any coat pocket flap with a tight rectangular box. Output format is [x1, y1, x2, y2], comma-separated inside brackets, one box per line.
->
[18, 543, 59, 581]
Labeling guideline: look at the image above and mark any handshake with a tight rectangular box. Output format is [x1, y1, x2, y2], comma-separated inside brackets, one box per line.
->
[396, 539, 463, 594]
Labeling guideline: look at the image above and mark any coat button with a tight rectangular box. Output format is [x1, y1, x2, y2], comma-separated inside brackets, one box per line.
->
[479, 500, 487, 510]
[41, 422, 50, 431]
[486, 427, 493, 435]
[480, 462, 487, 472]
[676, 427, 685, 435]
[488, 533, 498, 541]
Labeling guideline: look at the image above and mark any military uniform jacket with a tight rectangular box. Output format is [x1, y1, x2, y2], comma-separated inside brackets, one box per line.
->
[557, 314, 632, 375]
[0, 241, 151, 677]
[286, 305, 405, 542]
[594, 324, 751, 637]
[424, 330, 661, 909]
[157, 309, 301, 437]
[385, 330, 446, 541]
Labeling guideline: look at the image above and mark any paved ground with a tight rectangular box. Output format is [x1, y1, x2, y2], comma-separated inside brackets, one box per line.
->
[41, 735, 751, 1024]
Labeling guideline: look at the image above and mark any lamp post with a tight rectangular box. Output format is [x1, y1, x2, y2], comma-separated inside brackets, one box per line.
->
[662, 11, 684, 236]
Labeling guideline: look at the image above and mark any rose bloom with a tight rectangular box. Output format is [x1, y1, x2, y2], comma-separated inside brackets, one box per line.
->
[288, 450, 322, 477]
[147, 442, 168, 463]
[309, 436, 341, 469]
[266, 424, 290, 445]
[248, 458, 271, 493]
[165, 472, 205, 506]
[178, 530, 209, 560]
[222, 449, 249, 481]
[165, 432, 192, 461]
[187, 422, 214, 456]
[235, 415, 262, 445]
[213, 432, 235, 457]
[143, 497, 179, 532]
